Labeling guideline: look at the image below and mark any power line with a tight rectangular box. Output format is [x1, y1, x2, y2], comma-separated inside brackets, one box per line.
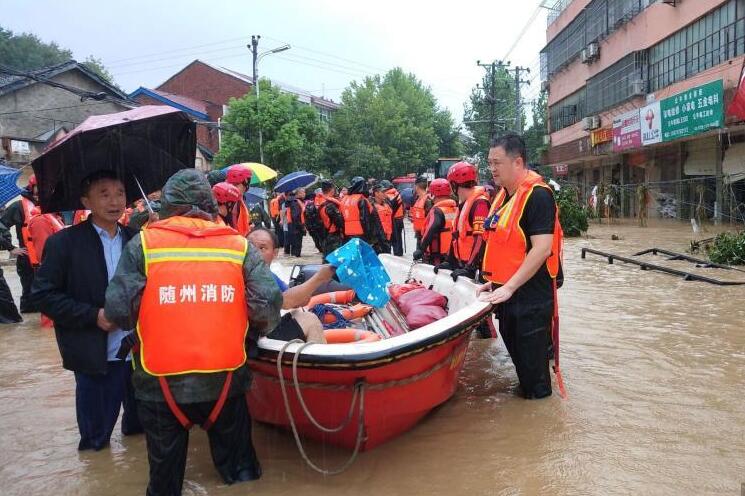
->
[502, 0, 547, 61]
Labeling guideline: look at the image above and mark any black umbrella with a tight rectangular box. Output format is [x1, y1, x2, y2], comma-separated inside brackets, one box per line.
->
[31, 105, 196, 213]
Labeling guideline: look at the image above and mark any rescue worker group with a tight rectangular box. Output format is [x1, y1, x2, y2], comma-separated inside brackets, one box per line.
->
[2, 133, 563, 495]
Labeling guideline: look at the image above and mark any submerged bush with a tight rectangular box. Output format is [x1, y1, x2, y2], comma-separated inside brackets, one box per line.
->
[555, 184, 589, 237]
[707, 231, 745, 265]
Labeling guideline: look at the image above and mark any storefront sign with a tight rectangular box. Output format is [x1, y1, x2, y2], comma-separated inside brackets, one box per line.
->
[640, 100, 662, 146]
[591, 127, 613, 147]
[660, 79, 723, 141]
[553, 164, 568, 176]
[612, 109, 641, 152]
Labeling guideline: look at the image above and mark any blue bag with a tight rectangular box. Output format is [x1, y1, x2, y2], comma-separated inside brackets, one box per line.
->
[325, 238, 391, 307]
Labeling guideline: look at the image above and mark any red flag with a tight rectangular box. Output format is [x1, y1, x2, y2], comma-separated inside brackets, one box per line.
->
[726, 58, 745, 121]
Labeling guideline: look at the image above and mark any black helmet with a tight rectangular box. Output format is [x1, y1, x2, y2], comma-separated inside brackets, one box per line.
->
[379, 179, 393, 190]
[349, 176, 367, 195]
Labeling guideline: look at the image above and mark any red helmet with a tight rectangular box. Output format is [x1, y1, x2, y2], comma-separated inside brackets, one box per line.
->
[447, 161, 477, 185]
[27, 174, 37, 188]
[212, 182, 242, 203]
[428, 178, 451, 197]
[226, 166, 252, 185]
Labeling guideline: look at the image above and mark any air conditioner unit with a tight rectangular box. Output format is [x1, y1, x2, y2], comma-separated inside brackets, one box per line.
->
[541, 80, 550, 92]
[581, 48, 590, 64]
[587, 42, 600, 60]
[583, 116, 601, 130]
[543, 135, 551, 146]
[630, 79, 646, 97]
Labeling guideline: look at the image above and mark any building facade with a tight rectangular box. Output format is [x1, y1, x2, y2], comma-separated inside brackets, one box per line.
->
[543, 0, 745, 222]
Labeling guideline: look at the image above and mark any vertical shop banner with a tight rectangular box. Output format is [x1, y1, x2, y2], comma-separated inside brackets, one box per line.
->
[641, 100, 662, 146]
[613, 109, 641, 152]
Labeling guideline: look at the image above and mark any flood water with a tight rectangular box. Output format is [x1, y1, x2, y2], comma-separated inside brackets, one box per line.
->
[1, 220, 744, 495]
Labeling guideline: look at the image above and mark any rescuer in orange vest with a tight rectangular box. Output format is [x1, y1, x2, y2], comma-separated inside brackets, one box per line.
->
[437, 162, 490, 281]
[284, 188, 306, 257]
[225, 166, 252, 237]
[409, 175, 432, 250]
[317, 180, 344, 257]
[269, 192, 285, 248]
[478, 134, 564, 400]
[380, 180, 405, 255]
[1, 174, 41, 312]
[340, 177, 384, 250]
[103, 169, 283, 493]
[371, 183, 393, 254]
[212, 182, 243, 227]
[413, 178, 457, 266]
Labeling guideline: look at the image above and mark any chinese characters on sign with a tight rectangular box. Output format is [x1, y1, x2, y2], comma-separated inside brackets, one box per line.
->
[612, 109, 641, 152]
[591, 127, 613, 147]
[159, 284, 236, 304]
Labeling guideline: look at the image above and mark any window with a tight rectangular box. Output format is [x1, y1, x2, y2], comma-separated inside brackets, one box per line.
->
[549, 88, 587, 132]
[586, 52, 647, 115]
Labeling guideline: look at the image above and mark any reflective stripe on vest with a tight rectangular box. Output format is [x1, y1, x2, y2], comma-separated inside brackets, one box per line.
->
[385, 188, 404, 219]
[482, 172, 563, 285]
[410, 194, 428, 233]
[20, 197, 41, 266]
[375, 203, 393, 240]
[137, 216, 249, 376]
[425, 199, 457, 256]
[340, 194, 370, 236]
[454, 187, 488, 263]
[320, 196, 341, 234]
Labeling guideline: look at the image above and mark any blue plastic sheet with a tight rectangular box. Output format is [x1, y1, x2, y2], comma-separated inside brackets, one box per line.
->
[325, 238, 390, 307]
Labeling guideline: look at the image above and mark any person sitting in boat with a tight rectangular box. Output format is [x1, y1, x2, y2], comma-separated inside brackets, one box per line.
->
[248, 227, 331, 344]
[413, 179, 457, 266]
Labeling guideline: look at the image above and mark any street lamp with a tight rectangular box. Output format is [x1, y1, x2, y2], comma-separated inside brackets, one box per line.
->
[250, 36, 290, 164]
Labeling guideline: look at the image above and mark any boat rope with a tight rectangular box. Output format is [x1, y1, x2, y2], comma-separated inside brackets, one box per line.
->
[309, 304, 351, 330]
[277, 339, 366, 476]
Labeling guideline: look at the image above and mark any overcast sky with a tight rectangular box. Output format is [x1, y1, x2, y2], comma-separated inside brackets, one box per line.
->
[3, 0, 549, 124]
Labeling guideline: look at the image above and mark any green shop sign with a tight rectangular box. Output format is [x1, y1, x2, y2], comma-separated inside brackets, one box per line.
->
[659, 79, 723, 141]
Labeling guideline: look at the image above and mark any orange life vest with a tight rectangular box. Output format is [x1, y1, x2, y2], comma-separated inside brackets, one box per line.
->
[20, 197, 42, 266]
[319, 196, 341, 234]
[137, 216, 249, 376]
[269, 197, 280, 218]
[232, 200, 251, 237]
[286, 199, 305, 225]
[119, 208, 133, 226]
[482, 171, 563, 285]
[454, 187, 488, 263]
[375, 202, 393, 240]
[410, 193, 428, 235]
[340, 193, 372, 237]
[385, 188, 404, 219]
[73, 210, 90, 225]
[425, 199, 458, 256]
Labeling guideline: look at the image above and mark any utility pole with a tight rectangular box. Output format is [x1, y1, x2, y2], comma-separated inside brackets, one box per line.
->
[476, 59, 508, 142]
[250, 35, 263, 163]
[513, 65, 531, 134]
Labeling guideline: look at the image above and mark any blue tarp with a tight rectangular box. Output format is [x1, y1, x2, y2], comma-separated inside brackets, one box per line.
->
[325, 238, 391, 307]
[0, 165, 23, 206]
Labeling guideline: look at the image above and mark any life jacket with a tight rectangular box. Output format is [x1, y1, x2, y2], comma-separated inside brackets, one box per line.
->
[424, 199, 457, 256]
[375, 202, 393, 240]
[269, 197, 280, 218]
[232, 200, 251, 237]
[482, 187, 507, 242]
[73, 210, 90, 225]
[454, 187, 488, 263]
[20, 197, 41, 266]
[119, 208, 133, 226]
[286, 199, 305, 225]
[410, 193, 428, 235]
[137, 216, 250, 429]
[340, 193, 372, 237]
[319, 196, 341, 234]
[385, 188, 404, 219]
[137, 216, 249, 376]
[482, 171, 563, 285]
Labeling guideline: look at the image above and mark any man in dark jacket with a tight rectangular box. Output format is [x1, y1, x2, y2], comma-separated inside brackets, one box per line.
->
[31, 170, 142, 451]
[2, 176, 40, 312]
[0, 220, 22, 323]
[104, 170, 282, 495]
[285, 188, 306, 257]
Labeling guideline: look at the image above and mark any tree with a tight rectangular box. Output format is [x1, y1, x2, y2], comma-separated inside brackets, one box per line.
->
[523, 90, 548, 164]
[216, 79, 327, 174]
[326, 68, 460, 180]
[463, 65, 521, 164]
[0, 26, 116, 85]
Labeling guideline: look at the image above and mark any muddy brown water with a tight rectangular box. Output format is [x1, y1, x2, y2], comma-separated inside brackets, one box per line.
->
[1, 221, 744, 495]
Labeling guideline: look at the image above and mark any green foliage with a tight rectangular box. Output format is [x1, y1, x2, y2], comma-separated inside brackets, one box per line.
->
[0, 26, 116, 86]
[707, 231, 745, 265]
[523, 90, 548, 164]
[326, 68, 459, 179]
[216, 79, 327, 174]
[555, 183, 589, 237]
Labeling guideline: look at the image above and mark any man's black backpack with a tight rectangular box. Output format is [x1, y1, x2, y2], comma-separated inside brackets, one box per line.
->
[303, 201, 324, 238]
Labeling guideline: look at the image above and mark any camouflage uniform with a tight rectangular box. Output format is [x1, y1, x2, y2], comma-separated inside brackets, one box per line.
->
[104, 169, 282, 404]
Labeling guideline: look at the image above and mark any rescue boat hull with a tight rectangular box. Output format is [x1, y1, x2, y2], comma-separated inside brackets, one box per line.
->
[247, 255, 492, 451]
